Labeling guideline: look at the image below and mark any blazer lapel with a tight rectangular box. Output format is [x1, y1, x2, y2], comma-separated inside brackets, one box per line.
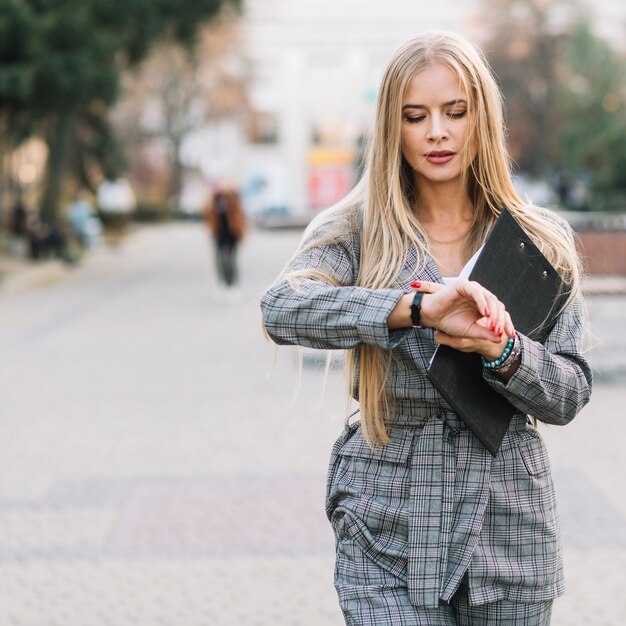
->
[399, 243, 443, 287]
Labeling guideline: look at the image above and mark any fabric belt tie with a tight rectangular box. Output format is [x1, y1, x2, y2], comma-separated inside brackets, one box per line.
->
[406, 412, 493, 608]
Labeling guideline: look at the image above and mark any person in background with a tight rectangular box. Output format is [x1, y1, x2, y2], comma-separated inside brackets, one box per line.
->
[261, 30, 591, 626]
[203, 181, 246, 289]
[66, 189, 102, 249]
[9, 192, 27, 238]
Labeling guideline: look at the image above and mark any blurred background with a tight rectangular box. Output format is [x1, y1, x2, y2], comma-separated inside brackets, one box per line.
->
[2, 0, 626, 236]
[0, 1, 625, 625]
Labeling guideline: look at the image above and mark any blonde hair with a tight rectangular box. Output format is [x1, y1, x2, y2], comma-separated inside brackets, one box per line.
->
[285, 31, 582, 445]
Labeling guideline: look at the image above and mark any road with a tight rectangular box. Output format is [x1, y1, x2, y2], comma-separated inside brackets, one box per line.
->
[0, 222, 624, 625]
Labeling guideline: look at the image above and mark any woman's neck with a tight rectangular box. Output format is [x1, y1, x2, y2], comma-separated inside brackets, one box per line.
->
[414, 181, 476, 277]
[414, 180, 474, 228]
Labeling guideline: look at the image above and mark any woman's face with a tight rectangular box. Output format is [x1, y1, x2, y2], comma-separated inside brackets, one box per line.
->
[400, 63, 474, 187]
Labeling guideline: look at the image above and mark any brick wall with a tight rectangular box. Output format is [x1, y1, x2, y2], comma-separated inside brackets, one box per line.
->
[576, 231, 626, 275]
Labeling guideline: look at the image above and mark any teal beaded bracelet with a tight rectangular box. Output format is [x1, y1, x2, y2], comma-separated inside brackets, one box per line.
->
[481, 336, 515, 369]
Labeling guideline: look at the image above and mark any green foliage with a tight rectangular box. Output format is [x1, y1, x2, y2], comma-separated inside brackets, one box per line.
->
[557, 20, 626, 195]
[481, 0, 626, 208]
[0, 0, 40, 143]
[480, 0, 565, 176]
[0, 0, 240, 220]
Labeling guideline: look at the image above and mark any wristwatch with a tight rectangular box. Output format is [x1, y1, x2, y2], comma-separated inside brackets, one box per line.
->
[411, 292, 426, 328]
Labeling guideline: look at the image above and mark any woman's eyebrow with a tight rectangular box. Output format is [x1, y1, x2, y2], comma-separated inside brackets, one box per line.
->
[402, 99, 467, 110]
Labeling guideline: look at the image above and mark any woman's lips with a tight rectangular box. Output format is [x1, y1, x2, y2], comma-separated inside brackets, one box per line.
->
[425, 151, 455, 164]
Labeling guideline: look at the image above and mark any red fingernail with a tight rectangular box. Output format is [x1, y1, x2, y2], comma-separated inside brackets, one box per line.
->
[410, 281, 421, 289]
[484, 307, 490, 317]
[490, 321, 496, 331]
[497, 327, 503, 336]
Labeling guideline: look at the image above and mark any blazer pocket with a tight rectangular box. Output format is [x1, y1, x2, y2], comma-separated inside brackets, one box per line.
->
[338, 427, 414, 465]
[328, 426, 414, 513]
[516, 429, 551, 477]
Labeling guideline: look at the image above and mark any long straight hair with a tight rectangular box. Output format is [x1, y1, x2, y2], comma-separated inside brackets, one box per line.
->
[285, 31, 582, 445]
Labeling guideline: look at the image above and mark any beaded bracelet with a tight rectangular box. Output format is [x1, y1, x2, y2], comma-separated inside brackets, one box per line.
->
[481, 335, 519, 370]
[492, 337, 522, 373]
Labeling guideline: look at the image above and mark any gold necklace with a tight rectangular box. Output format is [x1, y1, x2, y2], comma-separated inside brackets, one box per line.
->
[425, 224, 473, 245]
[430, 253, 463, 276]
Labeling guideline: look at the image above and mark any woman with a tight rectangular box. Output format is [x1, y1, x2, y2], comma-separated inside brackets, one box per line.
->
[261, 31, 592, 625]
[204, 181, 246, 288]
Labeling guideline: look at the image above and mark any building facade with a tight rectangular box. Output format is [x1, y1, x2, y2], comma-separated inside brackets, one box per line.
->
[186, 0, 625, 218]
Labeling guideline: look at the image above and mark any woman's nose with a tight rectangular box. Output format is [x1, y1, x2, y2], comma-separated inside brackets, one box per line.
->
[427, 114, 447, 141]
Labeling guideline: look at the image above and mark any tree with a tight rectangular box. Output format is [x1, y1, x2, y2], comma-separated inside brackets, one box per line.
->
[111, 9, 247, 209]
[476, 0, 575, 176]
[0, 0, 240, 222]
[0, 0, 40, 195]
[556, 19, 626, 205]
[477, 0, 626, 209]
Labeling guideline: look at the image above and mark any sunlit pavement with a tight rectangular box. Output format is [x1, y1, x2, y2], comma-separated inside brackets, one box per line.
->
[0, 222, 624, 625]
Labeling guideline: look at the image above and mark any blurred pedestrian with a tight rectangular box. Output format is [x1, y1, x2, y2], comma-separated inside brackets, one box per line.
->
[2, 192, 30, 257]
[203, 181, 246, 288]
[9, 193, 27, 237]
[556, 168, 572, 208]
[27, 215, 71, 263]
[66, 189, 102, 249]
[261, 31, 591, 625]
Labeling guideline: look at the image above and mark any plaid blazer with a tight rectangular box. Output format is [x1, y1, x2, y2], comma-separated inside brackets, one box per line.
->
[260, 218, 592, 608]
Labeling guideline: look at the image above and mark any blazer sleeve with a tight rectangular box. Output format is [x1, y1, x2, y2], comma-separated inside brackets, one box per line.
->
[260, 233, 411, 351]
[482, 294, 592, 425]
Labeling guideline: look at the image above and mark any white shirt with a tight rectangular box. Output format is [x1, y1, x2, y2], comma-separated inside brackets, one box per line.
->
[440, 245, 484, 286]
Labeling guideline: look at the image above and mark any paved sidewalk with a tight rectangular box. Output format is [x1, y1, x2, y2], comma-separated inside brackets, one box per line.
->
[0, 229, 139, 294]
[0, 254, 71, 293]
[0, 223, 624, 625]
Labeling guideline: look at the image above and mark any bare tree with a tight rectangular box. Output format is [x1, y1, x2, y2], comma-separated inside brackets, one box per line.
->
[474, 0, 579, 176]
[111, 7, 248, 209]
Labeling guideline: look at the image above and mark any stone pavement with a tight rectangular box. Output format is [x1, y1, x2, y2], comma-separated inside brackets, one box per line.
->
[0, 223, 625, 625]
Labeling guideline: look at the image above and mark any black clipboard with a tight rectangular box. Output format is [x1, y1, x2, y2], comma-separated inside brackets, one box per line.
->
[426, 208, 568, 456]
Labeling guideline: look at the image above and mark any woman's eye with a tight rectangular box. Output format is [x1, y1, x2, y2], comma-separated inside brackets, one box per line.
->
[447, 111, 467, 119]
[404, 116, 425, 124]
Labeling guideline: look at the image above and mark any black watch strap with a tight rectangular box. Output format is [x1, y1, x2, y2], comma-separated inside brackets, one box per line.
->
[411, 291, 425, 328]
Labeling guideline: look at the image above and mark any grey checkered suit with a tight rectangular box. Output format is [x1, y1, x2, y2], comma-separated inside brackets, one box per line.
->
[260, 218, 592, 621]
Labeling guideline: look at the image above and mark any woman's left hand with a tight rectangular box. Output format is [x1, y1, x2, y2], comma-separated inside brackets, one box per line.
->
[411, 280, 514, 361]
